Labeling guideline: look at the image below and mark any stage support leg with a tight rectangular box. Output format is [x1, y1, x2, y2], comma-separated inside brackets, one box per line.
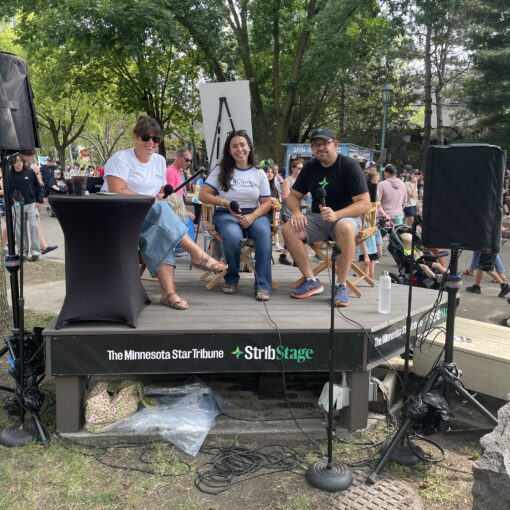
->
[338, 371, 369, 432]
[55, 376, 85, 433]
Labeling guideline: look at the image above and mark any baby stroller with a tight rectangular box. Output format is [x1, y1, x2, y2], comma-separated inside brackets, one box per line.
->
[384, 223, 447, 288]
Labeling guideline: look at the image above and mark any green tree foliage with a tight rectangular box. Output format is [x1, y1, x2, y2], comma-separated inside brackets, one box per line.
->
[462, 0, 510, 150]
[163, 0, 408, 162]
[7, 0, 202, 155]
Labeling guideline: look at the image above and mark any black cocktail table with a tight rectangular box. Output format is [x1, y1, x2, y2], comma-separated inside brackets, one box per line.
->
[49, 194, 155, 329]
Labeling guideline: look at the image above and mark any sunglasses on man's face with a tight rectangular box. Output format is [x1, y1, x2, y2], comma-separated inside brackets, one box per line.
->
[140, 135, 161, 144]
[179, 155, 192, 163]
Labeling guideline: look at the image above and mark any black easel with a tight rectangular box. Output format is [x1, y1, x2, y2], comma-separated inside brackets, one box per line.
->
[208, 97, 235, 168]
[367, 248, 498, 484]
[306, 244, 352, 492]
[0, 151, 47, 446]
[191, 96, 236, 262]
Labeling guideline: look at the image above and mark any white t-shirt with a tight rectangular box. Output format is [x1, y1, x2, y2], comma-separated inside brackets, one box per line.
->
[205, 166, 270, 209]
[101, 148, 166, 196]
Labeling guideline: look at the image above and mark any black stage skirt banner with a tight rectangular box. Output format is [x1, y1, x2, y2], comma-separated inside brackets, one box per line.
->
[49, 302, 447, 376]
[50, 331, 366, 375]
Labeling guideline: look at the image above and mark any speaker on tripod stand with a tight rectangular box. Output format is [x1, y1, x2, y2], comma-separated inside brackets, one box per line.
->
[0, 51, 47, 446]
[367, 144, 503, 484]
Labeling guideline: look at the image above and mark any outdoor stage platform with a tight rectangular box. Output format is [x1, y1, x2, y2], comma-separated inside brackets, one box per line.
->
[44, 263, 447, 433]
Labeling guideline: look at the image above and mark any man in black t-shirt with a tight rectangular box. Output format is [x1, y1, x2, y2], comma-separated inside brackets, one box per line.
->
[282, 127, 370, 307]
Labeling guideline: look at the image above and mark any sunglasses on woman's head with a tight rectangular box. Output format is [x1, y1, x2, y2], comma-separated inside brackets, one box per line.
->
[227, 129, 248, 137]
[140, 135, 161, 144]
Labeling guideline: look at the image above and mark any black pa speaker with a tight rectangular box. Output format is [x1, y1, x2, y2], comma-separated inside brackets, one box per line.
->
[0, 52, 40, 151]
[421, 144, 505, 252]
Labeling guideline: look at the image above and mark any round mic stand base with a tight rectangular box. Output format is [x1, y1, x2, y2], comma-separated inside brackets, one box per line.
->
[305, 243, 352, 492]
[0, 422, 38, 447]
[306, 459, 353, 492]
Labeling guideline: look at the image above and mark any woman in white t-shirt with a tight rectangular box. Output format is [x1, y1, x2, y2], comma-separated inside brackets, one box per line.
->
[199, 130, 273, 301]
[103, 116, 226, 310]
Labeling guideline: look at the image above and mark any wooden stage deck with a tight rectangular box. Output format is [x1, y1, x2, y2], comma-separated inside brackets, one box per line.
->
[44, 263, 448, 433]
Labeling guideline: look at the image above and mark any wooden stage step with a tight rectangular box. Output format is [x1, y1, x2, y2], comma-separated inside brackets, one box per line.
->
[413, 317, 510, 399]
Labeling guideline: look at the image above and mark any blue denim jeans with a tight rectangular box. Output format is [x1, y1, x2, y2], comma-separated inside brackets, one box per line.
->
[469, 251, 505, 273]
[213, 209, 272, 293]
[139, 202, 187, 276]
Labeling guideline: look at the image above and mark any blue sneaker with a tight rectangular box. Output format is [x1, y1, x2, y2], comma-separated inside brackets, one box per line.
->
[334, 284, 349, 307]
[291, 279, 324, 299]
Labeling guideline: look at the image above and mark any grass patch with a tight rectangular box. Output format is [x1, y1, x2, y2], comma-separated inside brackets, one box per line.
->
[5, 258, 65, 287]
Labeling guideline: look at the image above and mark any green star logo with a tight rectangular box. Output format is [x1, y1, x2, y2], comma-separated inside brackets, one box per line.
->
[319, 178, 329, 188]
[231, 346, 244, 359]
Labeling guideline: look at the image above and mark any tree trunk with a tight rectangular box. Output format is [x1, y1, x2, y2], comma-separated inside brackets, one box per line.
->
[0, 249, 11, 336]
[422, 22, 433, 166]
[338, 82, 346, 139]
[435, 86, 444, 145]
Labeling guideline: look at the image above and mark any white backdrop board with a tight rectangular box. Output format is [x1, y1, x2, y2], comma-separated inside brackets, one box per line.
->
[199, 81, 252, 170]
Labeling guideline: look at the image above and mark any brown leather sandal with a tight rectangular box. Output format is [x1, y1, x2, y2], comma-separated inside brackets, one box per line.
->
[191, 253, 227, 273]
[255, 290, 271, 302]
[160, 292, 189, 310]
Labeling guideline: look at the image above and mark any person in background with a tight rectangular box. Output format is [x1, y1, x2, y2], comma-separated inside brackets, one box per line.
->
[404, 169, 419, 226]
[9, 153, 43, 261]
[191, 168, 208, 227]
[377, 163, 407, 223]
[166, 147, 192, 198]
[22, 153, 58, 255]
[199, 130, 273, 301]
[102, 115, 226, 310]
[263, 164, 283, 251]
[279, 158, 304, 266]
[465, 249, 510, 298]
[49, 168, 68, 195]
[40, 156, 58, 203]
[364, 167, 382, 263]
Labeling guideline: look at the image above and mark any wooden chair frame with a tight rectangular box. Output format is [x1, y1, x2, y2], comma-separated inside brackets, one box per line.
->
[292, 202, 379, 298]
[200, 203, 278, 290]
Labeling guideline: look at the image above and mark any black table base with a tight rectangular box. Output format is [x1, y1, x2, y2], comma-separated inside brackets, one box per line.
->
[49, 194, 154, 329]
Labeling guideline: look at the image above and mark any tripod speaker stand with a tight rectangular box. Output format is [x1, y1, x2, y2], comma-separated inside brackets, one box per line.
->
[366, 249, 498, 484]
[0, 52, 47, 446]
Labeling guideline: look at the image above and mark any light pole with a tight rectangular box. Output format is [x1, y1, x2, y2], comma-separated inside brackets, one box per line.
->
[379, 84, 393, 176]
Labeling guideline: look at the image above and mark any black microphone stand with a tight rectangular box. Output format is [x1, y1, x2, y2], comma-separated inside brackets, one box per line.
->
[306, 243, 352, 492]
[0, 151, 47, 446]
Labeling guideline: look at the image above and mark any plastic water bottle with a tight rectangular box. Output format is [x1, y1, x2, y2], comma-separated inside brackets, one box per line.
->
[378, 271, 391, 313]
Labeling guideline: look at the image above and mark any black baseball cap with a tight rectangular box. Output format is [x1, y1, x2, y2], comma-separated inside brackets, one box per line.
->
[310, 127, 336, 142]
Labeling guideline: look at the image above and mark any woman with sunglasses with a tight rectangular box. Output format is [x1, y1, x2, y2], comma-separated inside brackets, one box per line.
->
[102, 115, 226, 310]
[199, 130, 273, 301]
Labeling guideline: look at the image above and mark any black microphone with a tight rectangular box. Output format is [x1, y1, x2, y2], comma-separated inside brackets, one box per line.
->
[316, 187, 327, 207]
[229, 200, 240, 214]
[163, 184, 174, 199]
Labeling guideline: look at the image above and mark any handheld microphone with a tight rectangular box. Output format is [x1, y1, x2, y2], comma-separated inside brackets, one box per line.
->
[229, 200, 241, 214]
[163, 184, 174, 199]
[316, 187, 327, 207]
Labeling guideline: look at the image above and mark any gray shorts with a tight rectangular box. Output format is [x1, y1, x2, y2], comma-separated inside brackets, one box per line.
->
[304, 212, 361, 244]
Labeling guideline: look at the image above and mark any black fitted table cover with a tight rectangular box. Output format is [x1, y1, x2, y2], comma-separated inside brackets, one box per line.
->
[49, 194, 155, 329]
